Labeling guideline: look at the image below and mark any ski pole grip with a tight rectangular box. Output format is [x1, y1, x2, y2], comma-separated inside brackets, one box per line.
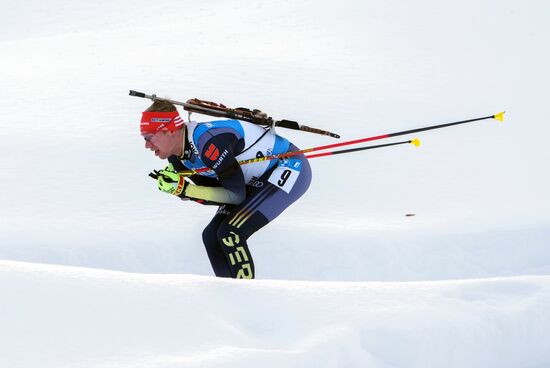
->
[129, 90, 146, 98]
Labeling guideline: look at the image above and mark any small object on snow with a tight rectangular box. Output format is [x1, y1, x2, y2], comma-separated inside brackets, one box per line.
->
[405, 213, 416, 217]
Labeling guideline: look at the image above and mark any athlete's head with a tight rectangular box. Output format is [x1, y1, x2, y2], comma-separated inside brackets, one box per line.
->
[141, 100, 185, 159]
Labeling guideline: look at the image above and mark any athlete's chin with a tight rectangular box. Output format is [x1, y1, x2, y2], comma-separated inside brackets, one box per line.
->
[153, 150, 165, 159]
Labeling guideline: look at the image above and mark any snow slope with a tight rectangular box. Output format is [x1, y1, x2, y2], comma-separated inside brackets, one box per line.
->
[2, 260, 550, 368]
[1, 0, 550, 366]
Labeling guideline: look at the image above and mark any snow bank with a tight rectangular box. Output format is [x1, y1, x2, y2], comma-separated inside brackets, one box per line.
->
[1, 260, 550, 368]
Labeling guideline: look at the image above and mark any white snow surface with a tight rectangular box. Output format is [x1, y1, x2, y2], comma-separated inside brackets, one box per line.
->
[2, 260, 550, 368]
[1, 0, 550, 367]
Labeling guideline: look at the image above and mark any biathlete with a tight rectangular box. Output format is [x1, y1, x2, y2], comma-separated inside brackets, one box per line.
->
[140, 100, 312, 279]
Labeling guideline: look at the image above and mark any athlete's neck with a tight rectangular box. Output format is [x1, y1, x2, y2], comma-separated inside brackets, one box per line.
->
[177, 125, 189, 159]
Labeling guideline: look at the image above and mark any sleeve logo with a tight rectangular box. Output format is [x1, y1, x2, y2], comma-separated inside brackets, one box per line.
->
[205, 143, 220, 161]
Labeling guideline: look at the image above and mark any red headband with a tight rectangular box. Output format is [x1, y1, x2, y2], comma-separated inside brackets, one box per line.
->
[140, 110, 184, 135]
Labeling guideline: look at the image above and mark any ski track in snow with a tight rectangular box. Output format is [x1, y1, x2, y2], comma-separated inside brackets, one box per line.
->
[1, 0, 550, 367]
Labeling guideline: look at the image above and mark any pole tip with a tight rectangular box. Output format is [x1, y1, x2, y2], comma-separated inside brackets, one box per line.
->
[493, 111, 505, 122]
[411, 138, 421, 147]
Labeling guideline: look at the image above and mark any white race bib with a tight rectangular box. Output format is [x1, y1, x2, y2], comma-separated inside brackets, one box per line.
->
[268, 158, 302, 193]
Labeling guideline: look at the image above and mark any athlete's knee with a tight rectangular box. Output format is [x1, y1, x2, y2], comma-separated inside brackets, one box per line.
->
[201, 221, 233, 277]
[202, 222, 219, 251]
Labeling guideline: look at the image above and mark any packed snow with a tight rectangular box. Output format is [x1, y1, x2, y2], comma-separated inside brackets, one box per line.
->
[2, 260, 550, 368]
[1, 0, 549, 367]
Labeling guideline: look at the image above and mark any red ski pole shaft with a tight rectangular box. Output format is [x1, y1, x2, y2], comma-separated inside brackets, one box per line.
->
[178, 112, 504, 175]
[233, 112, 503, 165]
[305, 139, 415, 159]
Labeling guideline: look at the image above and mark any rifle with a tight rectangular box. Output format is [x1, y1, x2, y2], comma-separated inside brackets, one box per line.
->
[129, 90, 340, 139]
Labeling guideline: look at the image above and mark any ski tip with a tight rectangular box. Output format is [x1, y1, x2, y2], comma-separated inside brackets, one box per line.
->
[411, 138, 421, 147]
[493, 111, 505, 122]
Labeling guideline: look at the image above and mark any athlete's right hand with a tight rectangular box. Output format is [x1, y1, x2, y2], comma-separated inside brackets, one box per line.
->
[155, 165, 189, 198]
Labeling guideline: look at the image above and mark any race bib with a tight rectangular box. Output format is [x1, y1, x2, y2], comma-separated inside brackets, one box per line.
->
[268, 158, 302, 193]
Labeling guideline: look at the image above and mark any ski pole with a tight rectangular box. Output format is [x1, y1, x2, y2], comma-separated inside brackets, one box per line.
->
[149, 138, 418, 179]
[305, 138, 420, 159]
[230, 112, 504, 167]
[295, 112, 505, 156]
[150, 111, 503, 177]
[162, 138, 419, 178]
[171, 112, 503, 175]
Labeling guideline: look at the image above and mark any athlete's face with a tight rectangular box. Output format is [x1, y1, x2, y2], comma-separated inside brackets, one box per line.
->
[143, 130, 180, 159]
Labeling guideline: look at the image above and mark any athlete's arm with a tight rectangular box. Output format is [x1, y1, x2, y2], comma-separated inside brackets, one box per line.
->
[184, 133, 246, 205]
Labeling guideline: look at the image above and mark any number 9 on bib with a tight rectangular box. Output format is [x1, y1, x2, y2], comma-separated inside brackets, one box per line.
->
[268, 158, 302, 193]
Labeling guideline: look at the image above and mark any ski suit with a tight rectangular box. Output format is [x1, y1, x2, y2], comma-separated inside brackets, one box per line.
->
[168, 119, 312, 279]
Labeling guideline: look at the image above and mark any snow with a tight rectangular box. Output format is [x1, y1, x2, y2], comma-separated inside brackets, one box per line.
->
[1, 0, 550, 367]
[2, 260, 550, 368]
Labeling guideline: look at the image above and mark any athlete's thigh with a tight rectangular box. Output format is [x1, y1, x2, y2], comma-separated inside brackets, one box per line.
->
[224, 156, 312, 234]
